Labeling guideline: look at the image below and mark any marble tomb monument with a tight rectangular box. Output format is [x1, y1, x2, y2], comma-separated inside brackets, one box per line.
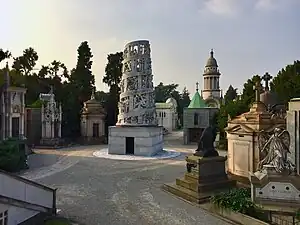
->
[108, 40, 163, 156]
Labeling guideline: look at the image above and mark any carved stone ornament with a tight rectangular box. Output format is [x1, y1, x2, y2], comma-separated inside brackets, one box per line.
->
[257, 128, 295, 174]
[116, 40, 157, 126]
[12, 105, 21, 113]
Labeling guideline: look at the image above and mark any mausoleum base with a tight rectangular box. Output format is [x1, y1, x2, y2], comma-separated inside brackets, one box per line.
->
[39, 138, 64, 147]
[108, 125, 163, 157]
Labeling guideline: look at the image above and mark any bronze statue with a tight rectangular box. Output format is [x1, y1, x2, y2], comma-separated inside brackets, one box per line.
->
[258, 128, 295, 174]
[194, 125, 219, 157]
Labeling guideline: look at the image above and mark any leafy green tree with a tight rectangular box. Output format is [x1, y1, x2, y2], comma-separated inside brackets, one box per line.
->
[95, 91, 109, 106]
[70, 41, 95, 102]
[224, 85, 238, 103]
[62, 41, 95, 138]
[271, 60, 300, 104]
[241, 75, 261, 107]
[12, 47, 38, 75]
[154, 82, 179, 102]
[0, 49, 11, 63]
[178, 87, 191, 126]
[103, 52, 123, 128]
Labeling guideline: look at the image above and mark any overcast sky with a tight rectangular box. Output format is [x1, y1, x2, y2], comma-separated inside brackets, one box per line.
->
[1, 0, 299, 95]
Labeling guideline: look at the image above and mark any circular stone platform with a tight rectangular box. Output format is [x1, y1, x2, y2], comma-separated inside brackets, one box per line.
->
[93, 148, 181, 161]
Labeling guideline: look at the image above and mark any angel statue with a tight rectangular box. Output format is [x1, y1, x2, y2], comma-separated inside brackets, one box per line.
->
[257, 128, 295, 174]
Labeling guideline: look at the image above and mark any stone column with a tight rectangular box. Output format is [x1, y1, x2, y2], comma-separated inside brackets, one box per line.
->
[58, 104, 62, 138]
[117, 40, 157, 126]
[41, 105, 45, 138]
[51, 103, 55, 138]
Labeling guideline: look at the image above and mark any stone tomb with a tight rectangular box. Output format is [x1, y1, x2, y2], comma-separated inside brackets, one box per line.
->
[250, 166, 300, 209]
[108, 40, 163, 156]
[108, 126, 163, 156]
[226, 81, 286, 184]
[163, 155, 235, 203]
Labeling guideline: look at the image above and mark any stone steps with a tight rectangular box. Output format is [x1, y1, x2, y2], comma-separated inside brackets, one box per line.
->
[162, 182, 211, 204]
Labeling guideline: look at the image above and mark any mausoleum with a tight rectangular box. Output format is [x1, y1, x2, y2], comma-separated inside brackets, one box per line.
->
[226, 80, 286, 184]
[155, 97, 178, 131]
[81, 92, 106, 144]
[183, 83, 218, 144]
[108, 40, 163, 156]
[0, 63, 26, 140]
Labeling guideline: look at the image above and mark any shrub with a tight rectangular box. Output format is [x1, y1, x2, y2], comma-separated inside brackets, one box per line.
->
[0, 138, 28, 172]
[211, 188, 256, 214]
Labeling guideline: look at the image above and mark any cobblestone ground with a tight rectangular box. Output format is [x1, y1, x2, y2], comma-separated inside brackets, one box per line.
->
[25, 132, 231, 225]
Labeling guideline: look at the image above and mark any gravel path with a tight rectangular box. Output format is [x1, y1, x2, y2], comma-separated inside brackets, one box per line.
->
[26, 132, 231, 225]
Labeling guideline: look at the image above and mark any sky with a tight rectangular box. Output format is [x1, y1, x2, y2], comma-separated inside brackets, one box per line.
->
[1, 0, 299, 95]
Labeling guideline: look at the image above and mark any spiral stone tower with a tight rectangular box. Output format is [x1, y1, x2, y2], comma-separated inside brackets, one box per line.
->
[108, 40, 163, 156]
[117, 40, 157, 126]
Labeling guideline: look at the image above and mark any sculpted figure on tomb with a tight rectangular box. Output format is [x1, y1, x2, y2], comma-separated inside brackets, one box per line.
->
[258, 128, 295, 173]
[194, 125, 219, 157]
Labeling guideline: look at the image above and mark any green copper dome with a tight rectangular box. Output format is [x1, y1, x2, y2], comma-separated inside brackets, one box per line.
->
[188, 91, 207, 108]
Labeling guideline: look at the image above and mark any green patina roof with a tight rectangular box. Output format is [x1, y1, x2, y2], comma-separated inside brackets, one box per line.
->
[188, 91, 207, 108]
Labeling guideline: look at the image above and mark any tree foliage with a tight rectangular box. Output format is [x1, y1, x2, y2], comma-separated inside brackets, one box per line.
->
[0, 49, 11, 63]
[12, 47, 38, 75]
[154, 82, 179, 102]
[224, 85, 238, 103]
[271, 60, 300, 104]
[103, 52, 123, 129]
[241, 74, 261, 107]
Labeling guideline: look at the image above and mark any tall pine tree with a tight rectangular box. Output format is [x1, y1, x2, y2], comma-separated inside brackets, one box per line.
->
[63, 41, 95, 138]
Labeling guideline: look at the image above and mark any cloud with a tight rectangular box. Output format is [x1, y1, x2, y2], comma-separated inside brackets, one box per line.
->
[254, 0, 299, 11]
[199, 0, 243, 16]
[255, 0, 279, 11]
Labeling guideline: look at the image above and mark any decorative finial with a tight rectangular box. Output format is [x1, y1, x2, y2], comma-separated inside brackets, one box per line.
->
[262, 72, 272, 91]
[253, 80, 263, 102]
[196, 82, 199, 92]
[91, 89, 95, 100]
[210, 49, 214, 57]
[5, 62, 9, 69]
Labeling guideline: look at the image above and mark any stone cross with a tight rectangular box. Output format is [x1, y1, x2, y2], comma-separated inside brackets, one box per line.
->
[262, 72, 272, 91]
[253, 80, 263, 102]
[196, 82, 199, 92]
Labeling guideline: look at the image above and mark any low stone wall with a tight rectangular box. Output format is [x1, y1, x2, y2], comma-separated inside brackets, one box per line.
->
[202, 204, 269, 225]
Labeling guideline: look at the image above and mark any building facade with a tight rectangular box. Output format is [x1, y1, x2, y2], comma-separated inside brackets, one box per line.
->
[0, 64, 26, 140]
[155, 97, 178, 131]
[81, 93, 106, 144]
[183, 86, 218, 144]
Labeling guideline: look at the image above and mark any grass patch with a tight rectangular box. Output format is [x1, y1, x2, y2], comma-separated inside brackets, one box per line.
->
[44, 219, 71, 225]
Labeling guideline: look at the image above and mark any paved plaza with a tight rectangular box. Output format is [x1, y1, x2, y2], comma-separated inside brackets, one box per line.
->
[22, 132, 231, 225]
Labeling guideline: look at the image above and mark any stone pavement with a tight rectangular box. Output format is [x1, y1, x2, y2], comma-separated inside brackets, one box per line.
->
[23, 132, 231, 225]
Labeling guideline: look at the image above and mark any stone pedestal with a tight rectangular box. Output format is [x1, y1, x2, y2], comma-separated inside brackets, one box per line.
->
[163, 155, 235, 203]
[249, 165, 300, 210]
[108, 126, 163, 156]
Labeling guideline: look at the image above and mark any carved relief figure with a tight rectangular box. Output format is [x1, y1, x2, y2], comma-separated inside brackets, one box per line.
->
[123, 48, 129, 59]
[258, 128, 295, 173]
[126, 76, 138, 91]
[120, 80, 125, 93]
[123, 61, 132, 73]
